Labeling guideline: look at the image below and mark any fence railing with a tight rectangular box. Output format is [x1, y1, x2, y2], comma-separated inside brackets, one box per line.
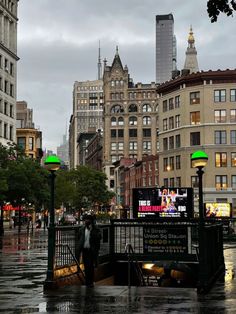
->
[45, 218, 225, 293]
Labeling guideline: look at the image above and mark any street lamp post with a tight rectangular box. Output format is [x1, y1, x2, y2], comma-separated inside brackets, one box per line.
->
[191, 150, 208, 290]
[44, 155, 60, 289]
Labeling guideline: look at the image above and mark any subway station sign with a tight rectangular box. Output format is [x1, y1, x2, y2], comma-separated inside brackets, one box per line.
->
[143, 225, 191, 254]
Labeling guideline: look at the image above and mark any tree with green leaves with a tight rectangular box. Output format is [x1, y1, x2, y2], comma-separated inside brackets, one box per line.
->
[207, 0, 236, 22]
[55, 165, 115, 212]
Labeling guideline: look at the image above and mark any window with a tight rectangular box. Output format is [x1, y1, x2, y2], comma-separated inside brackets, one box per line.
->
[110, 180, 115, 188]
[118, 129, 124, 137]
[29, 137, 34, 150]
[10, 62, 13, 76]
[232, 176, 236, 189]
[129, 116, 137, 125]
[163, 119, 168, 131]
[230, 109, 236, 122]
[175, 134, 181, 148]
[163, 138, 168, 151]
[10, 84, 13, 97]
[231, 131, 236, 144]
[143, 104, 151, 112]
[10, 105, 13, 118]
[143, 129, 151, 137]
[163, 100, 168, 112]
[215, 175, 227, 190]
[191, 176, 199, 188]
[129, 104, 137, 112]
[169, 136, 174, 149]
[163, 158, 168, 171]
[190, 91, 200, 104]
[231, 153, 236, 167]
[4, 102, 7, 115]
[9, 125, 13, 141]
[111, 105, 124, 113]
[111, 130, 116, 137]
[111, 156, 118, 163]
[175, 115, 180, 128]
[169, 157, 174, 170]
[170, 178, 175, 187]
[169, 98, 174, 110]
[163, 178, 168, 187]
[118, 117, 124, 126]
[190, 111, 200, 125]
[176, 177, 181, 187]
[118, 142, 123, 151]
[190, 132, 200, 146]
[129, 141, 137, 150]
[214, 110, 226, 123]
[143, 141, 151, 150]
[214, 89, 226, 102]
[111, 143, 116, 151]
[111, 117, 116, 126]
[129, 129, 137, 137]
[4, 123, 7, 138]
[143, 116, 151, 125]
[169, 117, 174, 129]
[215, 131, 226, 144]
[4, 80, 8, 93]
[175, 95, 180, 108]
[176, 155, 181, 169]
[230, 89, 236, 102]
[17, 137, 26, 149]
[215, 152, 227, 167]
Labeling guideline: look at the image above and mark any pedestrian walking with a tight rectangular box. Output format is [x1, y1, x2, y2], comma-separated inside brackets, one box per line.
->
[78, 213, 101, 287]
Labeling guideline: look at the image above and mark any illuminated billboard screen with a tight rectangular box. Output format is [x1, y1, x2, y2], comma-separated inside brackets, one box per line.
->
[133, 187, 194, 218]
[205, 203, 231, 218]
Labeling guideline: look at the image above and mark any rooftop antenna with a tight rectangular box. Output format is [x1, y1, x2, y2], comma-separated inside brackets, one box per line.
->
[98, 40, 102, 80]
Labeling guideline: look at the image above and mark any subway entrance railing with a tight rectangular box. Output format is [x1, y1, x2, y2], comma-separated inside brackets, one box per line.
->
[43, 218, 225, 293]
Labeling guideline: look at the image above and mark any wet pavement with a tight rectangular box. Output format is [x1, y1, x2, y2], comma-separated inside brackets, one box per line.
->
[1, 227, 236, 313]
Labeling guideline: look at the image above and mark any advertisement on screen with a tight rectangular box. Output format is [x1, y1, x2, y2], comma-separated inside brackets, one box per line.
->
[205, 203, 231, 218]
[133, 187, 194, 218]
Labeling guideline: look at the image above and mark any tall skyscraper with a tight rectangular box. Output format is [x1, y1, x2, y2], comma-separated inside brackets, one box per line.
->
[0, 0, 19, 146]
[156, 13, 176, 84]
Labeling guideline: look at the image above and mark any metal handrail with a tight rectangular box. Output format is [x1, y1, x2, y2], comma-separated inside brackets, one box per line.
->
[125, 243, 145, 287]
[56, 244, 85, 283]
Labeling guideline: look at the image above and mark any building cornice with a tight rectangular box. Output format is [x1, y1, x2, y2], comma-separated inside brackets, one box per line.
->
[157, 69, 236, 95]
[0, 42, 19, 61]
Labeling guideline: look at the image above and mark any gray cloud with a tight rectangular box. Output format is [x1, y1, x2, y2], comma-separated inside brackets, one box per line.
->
[17, 0, 236, 151]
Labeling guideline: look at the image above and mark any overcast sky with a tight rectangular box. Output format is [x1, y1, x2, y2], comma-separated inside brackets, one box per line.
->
[17, 0, 236, 152]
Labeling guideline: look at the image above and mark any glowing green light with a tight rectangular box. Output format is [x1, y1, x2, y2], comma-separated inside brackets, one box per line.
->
[191, 151, 208, 160]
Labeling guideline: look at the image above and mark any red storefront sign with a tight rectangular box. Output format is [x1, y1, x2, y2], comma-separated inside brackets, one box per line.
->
[2, 204, 20, 211]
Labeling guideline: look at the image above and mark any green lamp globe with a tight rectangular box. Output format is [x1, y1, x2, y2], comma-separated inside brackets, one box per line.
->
[44, 155, 61, 171]
[191, 151, 208, 168]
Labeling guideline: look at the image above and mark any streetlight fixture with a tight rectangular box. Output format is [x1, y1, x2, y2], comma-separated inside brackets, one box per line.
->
[191, 150, 208, 290]
[191, 151, 208, 223]
[44, 155, 61, 288]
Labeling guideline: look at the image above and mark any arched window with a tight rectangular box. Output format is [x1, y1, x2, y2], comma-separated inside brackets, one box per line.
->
[111, 117, 116, 126]
[156, 104, 159, 112]
[128, 104, 138, 112]
[143, 104, 152, 112]
[110, 105, 124, 113]
[143, 116, 151, 125]
[118, 117, 124, 126]
[129, 116, 137, 125]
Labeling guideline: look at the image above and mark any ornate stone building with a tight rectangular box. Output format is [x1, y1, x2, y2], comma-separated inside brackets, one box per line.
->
[0, 0, 19, 146]
[103, 48, 159, 190]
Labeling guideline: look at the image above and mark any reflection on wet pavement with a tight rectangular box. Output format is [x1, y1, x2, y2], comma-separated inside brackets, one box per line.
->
[1, 230, 236, 313]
